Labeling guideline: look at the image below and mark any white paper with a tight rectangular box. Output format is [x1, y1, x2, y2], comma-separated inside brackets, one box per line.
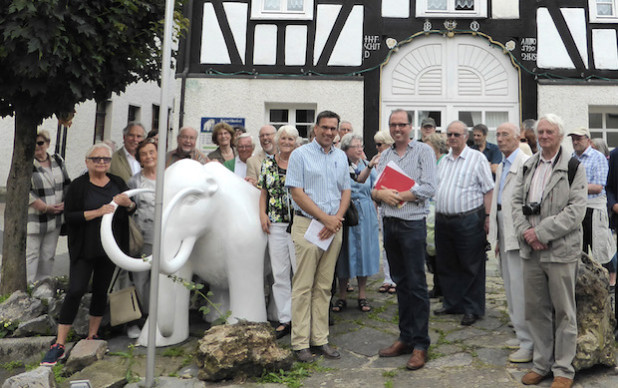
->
[304, 219, 335, 251]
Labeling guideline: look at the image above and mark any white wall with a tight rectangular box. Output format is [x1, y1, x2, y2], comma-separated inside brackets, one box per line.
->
[174, 77, 364, 151]
[0, 78, 175, 187]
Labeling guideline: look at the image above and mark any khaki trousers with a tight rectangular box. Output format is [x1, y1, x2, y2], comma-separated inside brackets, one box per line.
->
[290, 215, 342, 350]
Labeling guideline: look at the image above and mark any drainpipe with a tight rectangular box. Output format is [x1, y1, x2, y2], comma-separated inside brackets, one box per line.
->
[178, 0, 194, 129]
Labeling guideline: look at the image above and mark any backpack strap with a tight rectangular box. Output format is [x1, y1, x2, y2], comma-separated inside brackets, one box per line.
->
[567, 157, 580, 187]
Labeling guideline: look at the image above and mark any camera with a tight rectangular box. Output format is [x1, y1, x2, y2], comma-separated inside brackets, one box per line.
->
[522, 202, 541, 216]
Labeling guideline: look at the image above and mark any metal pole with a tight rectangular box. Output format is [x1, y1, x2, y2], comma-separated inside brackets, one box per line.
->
[145, 0, 175, 386]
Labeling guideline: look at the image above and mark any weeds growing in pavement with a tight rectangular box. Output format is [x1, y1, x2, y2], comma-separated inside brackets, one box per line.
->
[258, 361, 333, 388]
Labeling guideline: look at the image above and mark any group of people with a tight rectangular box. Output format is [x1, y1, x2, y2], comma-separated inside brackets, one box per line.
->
[29, 110, 617, 388]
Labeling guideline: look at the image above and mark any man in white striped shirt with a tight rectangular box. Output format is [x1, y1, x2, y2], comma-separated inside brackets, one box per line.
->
[434, 120, 494, 326]
[372, 109, 436, 371]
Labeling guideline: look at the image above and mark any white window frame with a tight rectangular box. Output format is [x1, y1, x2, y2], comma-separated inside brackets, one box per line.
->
[266, 103, 317, 137]
[416, 0, 487, 19]
[589, 105, 618, 148]
[251, 0, 314, 20]
[589, 0, 618, 23]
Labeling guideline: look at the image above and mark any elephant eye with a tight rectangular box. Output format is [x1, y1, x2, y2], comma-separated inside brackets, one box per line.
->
[183, 194, 199, 206]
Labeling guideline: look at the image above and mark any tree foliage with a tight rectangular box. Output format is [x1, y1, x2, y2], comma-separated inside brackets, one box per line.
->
[0, 0, 187, 293]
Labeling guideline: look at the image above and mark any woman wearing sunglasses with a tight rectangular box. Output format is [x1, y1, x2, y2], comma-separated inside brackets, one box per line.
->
[41, 142, 135, 366]
[27, 130, 71, 283]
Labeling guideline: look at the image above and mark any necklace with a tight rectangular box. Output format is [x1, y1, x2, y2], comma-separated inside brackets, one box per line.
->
[278, 154, 289, 163]
[35, 155, 49, 163]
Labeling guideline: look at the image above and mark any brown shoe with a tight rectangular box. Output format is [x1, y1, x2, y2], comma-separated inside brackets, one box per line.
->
[522, 371, 546, 385]
[378, 341, 414, 357]
[406, 349, 427, 370]
[550, 376, 573, 388]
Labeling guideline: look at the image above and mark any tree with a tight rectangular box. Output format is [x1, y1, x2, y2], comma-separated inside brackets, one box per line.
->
[0, 0, 185, 293]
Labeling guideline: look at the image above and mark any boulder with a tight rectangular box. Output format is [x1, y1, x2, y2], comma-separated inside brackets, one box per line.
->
[65, 339, 108, 373]
[1, 366, 56, 388]
[31, 278, 57, 302]
[0, 291, 45, 323]
[14, 314, 56, 337]
[196, 321, 293, 381]
[574, 252, 617, 370]
[0, 336, 56, 364]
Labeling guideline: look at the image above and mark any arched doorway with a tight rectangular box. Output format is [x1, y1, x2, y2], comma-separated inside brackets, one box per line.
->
[381, 35, 520, 141]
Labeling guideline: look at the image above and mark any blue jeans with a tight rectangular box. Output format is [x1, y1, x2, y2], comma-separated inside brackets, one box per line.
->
[435, 208, 486, 316]
[383, 217, 430, 350]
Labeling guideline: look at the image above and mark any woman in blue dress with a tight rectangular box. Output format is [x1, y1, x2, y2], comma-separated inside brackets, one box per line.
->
[332, 133, 380, 312]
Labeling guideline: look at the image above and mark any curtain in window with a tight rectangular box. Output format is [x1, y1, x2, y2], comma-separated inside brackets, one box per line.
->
[264, 0, 281, 11]
[427, 0, 447, 11]
[455, 0, 475, 10]
[288, 0, 304, 11]
[597, 1, 614, 16]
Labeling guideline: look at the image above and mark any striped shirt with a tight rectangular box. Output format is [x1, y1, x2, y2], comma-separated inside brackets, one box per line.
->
[376, 140, 437, 220]
[435, 146, 494, 214]
[573, 146, 608, 199]
[285, 139, 351, 217]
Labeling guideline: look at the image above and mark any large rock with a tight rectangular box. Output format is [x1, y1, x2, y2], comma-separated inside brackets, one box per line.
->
[574, 252, 617, 370]
[72, 294, 92, 337]
[1, 366, 56, 388]
[0, 291, 45, 323]
[14, 314, 56, 337]
[31, 278, 57, 302]
[65, 339, 108, 373]
[0, 336, 55, 364]
[196, 321, 293, 381]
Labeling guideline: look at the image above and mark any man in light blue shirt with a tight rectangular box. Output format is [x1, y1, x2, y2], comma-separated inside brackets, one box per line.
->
[286, 110, 351, 363]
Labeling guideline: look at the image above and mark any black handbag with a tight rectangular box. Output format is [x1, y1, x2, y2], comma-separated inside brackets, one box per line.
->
[344, 201, 359, 227]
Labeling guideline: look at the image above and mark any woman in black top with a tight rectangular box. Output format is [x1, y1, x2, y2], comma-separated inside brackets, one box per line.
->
[41, 143, 135, 366]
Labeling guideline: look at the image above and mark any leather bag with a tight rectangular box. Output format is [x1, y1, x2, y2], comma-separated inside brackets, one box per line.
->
[107, 268, 142, 326]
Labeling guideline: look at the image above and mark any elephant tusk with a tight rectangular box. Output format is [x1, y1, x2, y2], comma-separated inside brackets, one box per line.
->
[101, 188, 154, 272]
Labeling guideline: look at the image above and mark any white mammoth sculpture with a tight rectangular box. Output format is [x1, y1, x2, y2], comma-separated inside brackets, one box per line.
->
[101, 160, 267, 346]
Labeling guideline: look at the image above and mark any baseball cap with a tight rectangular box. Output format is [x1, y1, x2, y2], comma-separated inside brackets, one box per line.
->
[421, 117, 436, 127]
[567, 127, 590, 138]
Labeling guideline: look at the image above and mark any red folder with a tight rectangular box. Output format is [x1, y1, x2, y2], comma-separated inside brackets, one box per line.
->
[375, 162, 415, 206]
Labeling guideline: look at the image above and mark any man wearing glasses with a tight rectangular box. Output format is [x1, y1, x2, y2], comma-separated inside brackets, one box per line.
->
[246, 125, 277, 186]
[434, 121, 494, 326]
[110, 122, 146, 183]
[165, 126, 209, 167]
[224, 134, 254, 179]
[286, 110, 351, 363]
[372, 109, 436, 371]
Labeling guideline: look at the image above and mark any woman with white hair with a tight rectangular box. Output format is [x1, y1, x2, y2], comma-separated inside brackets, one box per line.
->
[258, 125, 299, 339]
[41, 143, 135, 366]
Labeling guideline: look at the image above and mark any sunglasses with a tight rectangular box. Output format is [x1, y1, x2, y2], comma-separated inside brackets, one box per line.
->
[87, 157, 112, 164]
[36, 141, 46, 146]
[446, 132, 463, 137]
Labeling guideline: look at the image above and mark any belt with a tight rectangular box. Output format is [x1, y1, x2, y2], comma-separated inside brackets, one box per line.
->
[437, 206, 484, 219]
[294, 210, 311, 219]
[497, 204, 502, 211]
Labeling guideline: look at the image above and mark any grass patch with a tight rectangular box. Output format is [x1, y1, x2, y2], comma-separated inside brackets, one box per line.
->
[162, 347, 184, 357]
[109, 344, 140, 383]
[0, 360, 24, 372]
[258, 361, 333, 388]
[384, 380, 394, 388]
[382, 369, 397, 378]
[52, 364, 67, 385]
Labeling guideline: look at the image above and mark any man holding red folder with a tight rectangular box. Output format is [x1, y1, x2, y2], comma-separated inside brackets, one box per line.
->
[372, 109, 436, 370]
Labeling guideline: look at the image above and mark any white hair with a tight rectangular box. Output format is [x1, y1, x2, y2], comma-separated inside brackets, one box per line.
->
[275, 125, 300, 142]
[536, 114, 565, 136]
[85, 142, 112, 158]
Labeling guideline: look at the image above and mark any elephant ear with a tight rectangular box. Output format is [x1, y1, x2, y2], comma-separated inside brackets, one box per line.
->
[204, 176, 219, 197]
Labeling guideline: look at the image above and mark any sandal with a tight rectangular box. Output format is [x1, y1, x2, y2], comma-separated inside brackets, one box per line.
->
[331, 299, 347, 313]
[275, 322, 291, 339]
[358, 298, 371, 312]
[387, 285, 397, 294]
[378, 283, 390, 293]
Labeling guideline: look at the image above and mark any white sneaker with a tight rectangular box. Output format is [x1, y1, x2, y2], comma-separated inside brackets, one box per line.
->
[505, 338, 520, 349]
[127, 325, 141, 339]
[508, 347, 532, 363]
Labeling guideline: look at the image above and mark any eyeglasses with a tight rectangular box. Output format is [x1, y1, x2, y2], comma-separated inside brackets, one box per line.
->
[389, 123, 410, 129]
[375, 143, 383, 147]
[36, 141, 46, 146]
[178, 135, 196, 141]
[446, 132, 463, 137]
[237, 145, 253, 150]
[87, 157, 112, 164]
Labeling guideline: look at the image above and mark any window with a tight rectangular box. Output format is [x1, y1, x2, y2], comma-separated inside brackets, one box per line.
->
[152, 104, 160, 132]
[94, 101, 111, 143]
[267, 104, 316, 138]
[589, 106, 618, 148]
[589, 0, 618, 22]
[251, 0, 313, 20]
[128, 105, 141, 124]
[416, 0, 487, 18]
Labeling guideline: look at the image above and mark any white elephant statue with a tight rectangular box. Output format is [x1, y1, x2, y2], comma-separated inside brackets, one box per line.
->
[101, 160, 268, 346]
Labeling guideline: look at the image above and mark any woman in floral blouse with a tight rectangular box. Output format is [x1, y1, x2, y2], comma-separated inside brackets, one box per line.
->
[258, 125, 299, 339]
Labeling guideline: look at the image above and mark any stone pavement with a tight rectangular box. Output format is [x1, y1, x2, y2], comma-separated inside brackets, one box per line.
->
[1, 200, 618, 386]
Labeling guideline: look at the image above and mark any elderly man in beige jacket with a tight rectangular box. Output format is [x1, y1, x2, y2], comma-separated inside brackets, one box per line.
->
[488, 123, 532, 364]
[512, 114, 587, 388]
[245, 125, 276, 186]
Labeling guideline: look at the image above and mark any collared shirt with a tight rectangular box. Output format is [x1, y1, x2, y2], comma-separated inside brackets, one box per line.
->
[472, 141, 502, 164]
[285, 139, 350, 217]
[123, 147, 141, 176]
[376, 140, 437, 220]
[498, 148, 520, 205]
[572, 146, 608, 199]
[233, 156, 248, 178]
[165, 148, 209, 167]
[435, 146, 494, 214]
[527, 151, 559, 226]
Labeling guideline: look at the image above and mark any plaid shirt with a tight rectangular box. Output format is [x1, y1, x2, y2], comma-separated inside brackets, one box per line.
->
[572, 146, 609, 199]
[28, 154, 71, 235]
